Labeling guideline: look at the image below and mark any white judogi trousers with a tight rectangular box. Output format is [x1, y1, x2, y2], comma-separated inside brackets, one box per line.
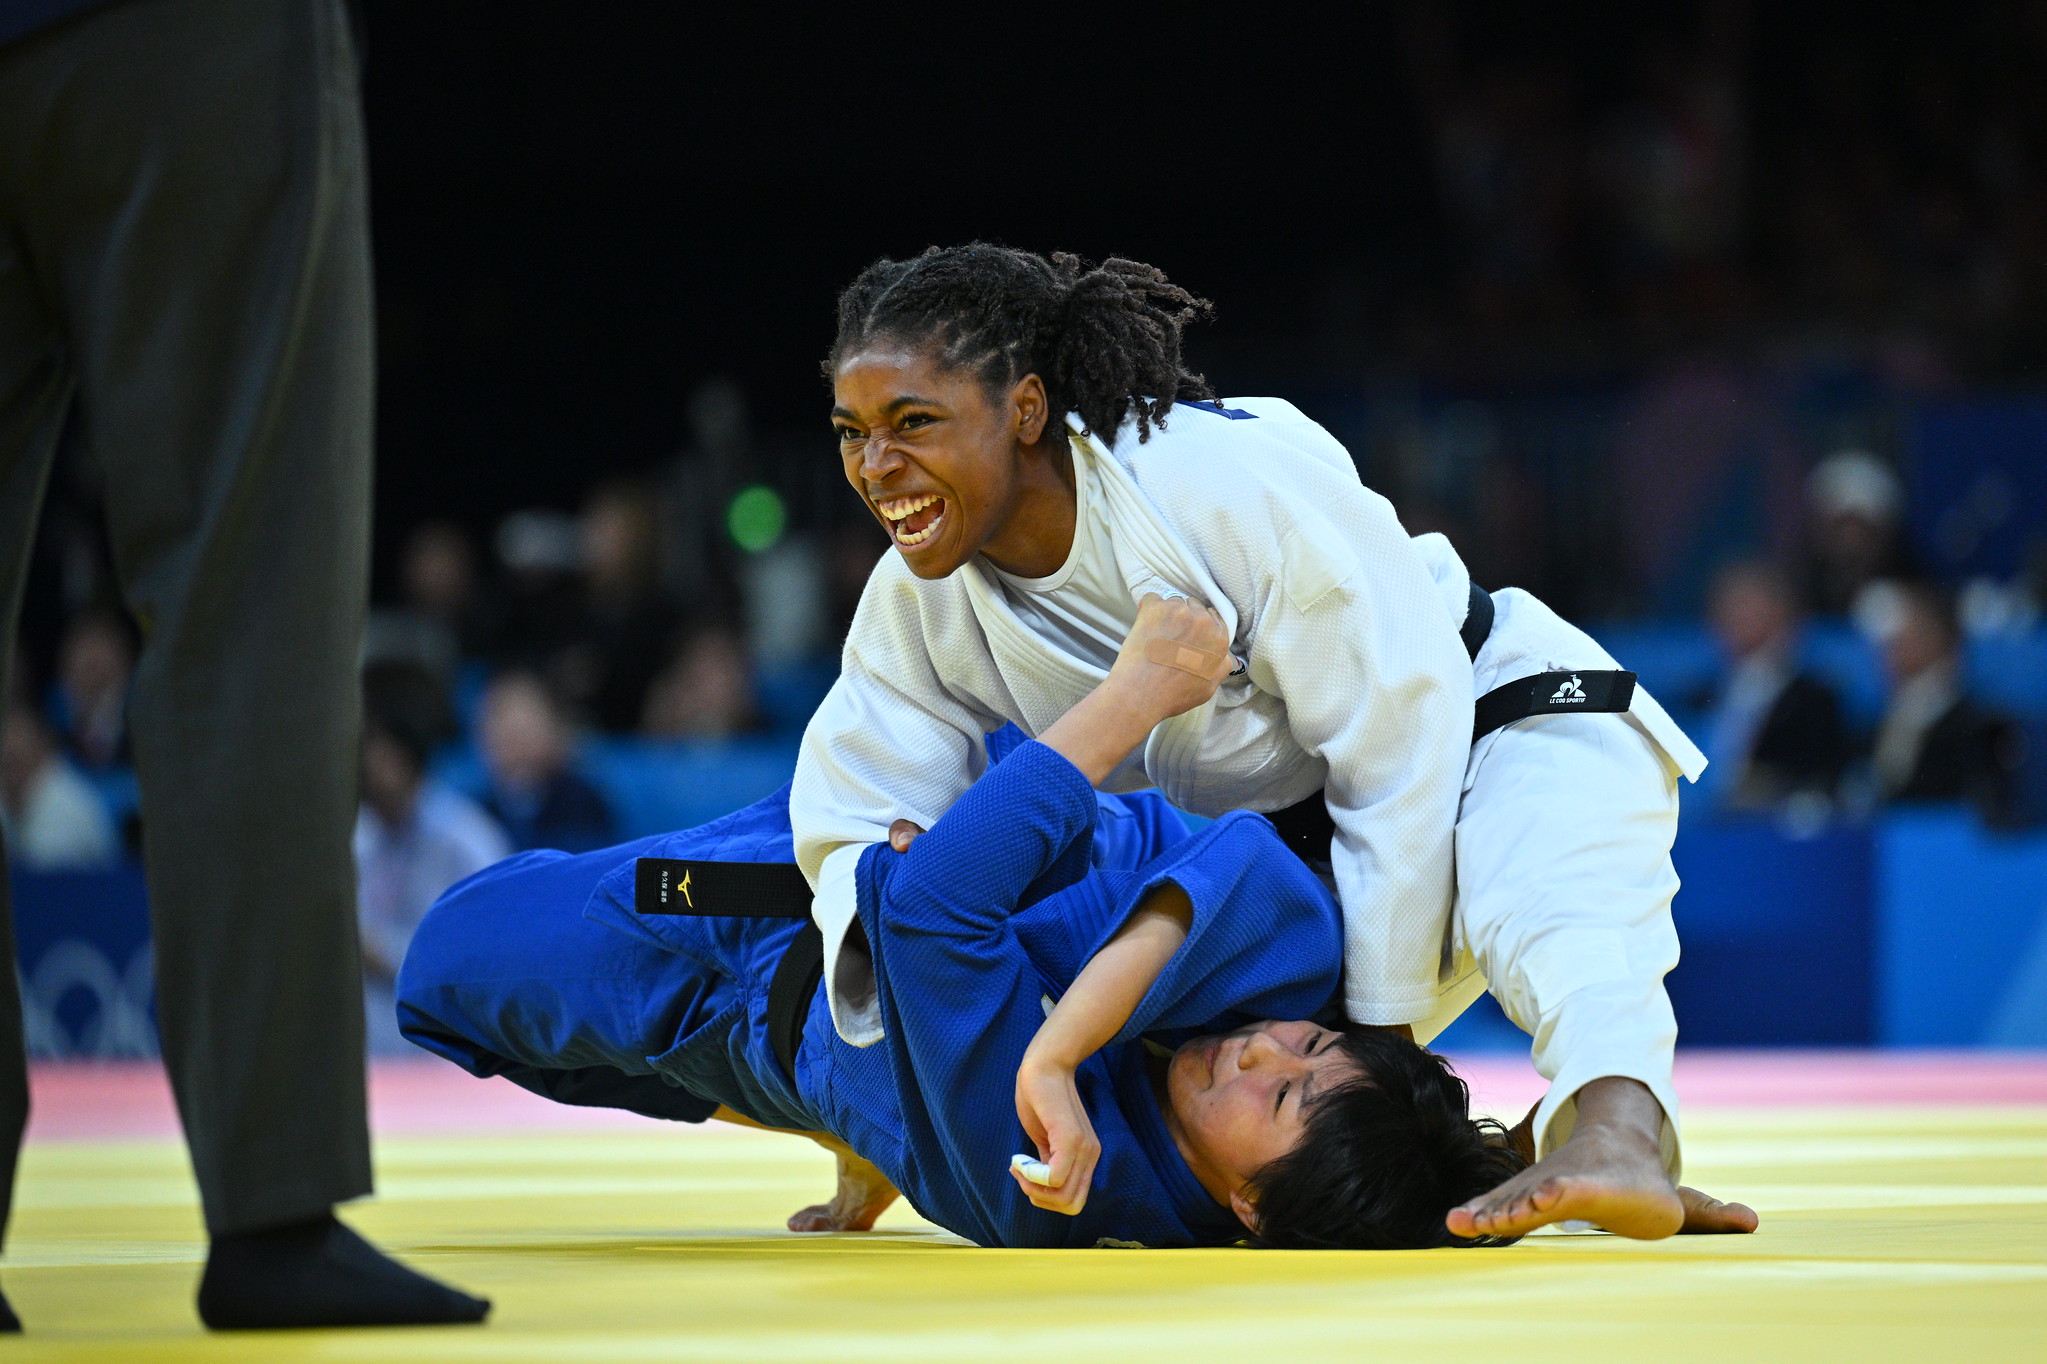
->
[1415, 585, 1691, 1174]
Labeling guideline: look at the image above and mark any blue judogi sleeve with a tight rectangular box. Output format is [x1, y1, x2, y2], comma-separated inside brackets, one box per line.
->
[1107, 812, 1343, 1042]
[856, 740, 1344, 1248]
[856, 741, 1119, 1246]
[1089, 788, 1192, 872]
[989, 720, 1191, 873]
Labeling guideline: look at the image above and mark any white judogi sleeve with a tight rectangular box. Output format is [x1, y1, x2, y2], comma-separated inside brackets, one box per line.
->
[792, 559, 1004, 1044]
[1106, 405, 1474, 1026]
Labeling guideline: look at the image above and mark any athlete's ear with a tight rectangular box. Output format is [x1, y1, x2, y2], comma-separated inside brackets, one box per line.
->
[1229, 1188, 1261, 1237]
[1009, 373, 1049, 446]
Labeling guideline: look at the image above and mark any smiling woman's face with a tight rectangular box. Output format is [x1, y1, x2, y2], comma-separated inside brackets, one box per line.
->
[1165, 1020, 1364, 1211]
[831, 344, 1070, 580]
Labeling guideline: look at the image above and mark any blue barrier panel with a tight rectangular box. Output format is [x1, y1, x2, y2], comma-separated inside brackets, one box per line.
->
[1665, 817, 1876, 1044]
[578, 737, 798, 841]
[1876, 808, 2047, 1045]
[1585, 624, 1719, 730]
[1968, 633, 2047, 722]
[8, 864, 155, 1057]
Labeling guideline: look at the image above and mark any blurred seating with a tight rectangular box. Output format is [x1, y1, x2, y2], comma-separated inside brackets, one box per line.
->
[1, 699, 117, 872]
[1595, 621, 2047, 733]
[1692, 562, 1852, 814]
[1871, 584, 2025, 825]
[474, 670, 614, 853]
[357, 662, 511, 1054]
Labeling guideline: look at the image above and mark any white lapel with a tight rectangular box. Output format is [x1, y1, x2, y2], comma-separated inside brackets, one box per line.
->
[1065, 414, 1241, 645]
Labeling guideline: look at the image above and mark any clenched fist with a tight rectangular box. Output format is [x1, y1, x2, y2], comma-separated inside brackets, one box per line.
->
[1107, 593, 1233, 724]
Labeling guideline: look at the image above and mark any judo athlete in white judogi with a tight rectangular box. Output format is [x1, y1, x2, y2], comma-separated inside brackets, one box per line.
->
[795, 245, 1753, 1241]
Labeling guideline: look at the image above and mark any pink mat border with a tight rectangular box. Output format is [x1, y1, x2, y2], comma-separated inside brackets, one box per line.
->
[28, 1051, 2047, 1142]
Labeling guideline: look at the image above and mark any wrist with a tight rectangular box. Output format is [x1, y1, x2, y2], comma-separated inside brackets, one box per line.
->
[1021, 1038, 1082, 1077]
[1094, 671, 1169, 735]
[1040, 679, 1161, 786]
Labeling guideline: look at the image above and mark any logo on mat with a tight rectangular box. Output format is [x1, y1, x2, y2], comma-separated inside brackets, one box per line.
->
[1551, 674, 1587, 703]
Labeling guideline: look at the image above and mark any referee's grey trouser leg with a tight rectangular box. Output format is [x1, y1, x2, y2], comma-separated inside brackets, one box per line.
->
[0, 0, 375, 1238]
[0, 192, 70, 1256]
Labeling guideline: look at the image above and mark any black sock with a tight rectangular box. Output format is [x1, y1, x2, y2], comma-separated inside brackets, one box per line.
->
[198, 1212, 490, 1331]
[0, 1281, 19, 1332]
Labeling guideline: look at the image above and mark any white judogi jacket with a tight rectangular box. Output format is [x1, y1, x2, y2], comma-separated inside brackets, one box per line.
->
[795, 398, 1475, 1044]
[795, 397, 1708, 1171]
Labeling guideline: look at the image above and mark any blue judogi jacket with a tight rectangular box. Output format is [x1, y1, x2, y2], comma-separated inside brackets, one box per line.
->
[400, 740, 1342, 1249]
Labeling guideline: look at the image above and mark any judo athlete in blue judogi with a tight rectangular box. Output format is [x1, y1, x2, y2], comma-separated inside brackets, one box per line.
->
[398, 601, 1526, 1250]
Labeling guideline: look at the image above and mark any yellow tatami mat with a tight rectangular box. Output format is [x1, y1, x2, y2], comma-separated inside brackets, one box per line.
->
[7, 1060, 2046, 1362]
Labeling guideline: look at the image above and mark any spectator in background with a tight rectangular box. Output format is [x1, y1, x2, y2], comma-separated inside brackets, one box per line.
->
[1, 696, 116, 871]
[477, 671, 612, 852]
[51, 610, 133, 771]
[1696, 561, 1851, 813]
[355, 663, 509, 1054]
[364, 521, 499, 680]
[562, 479, 680, 733]
[1805, 450, 1917, 619]
[402, 522, 496, 656]
[640, 622, 758, 741]
[492, 509, 585, 674]
[1873, 583, 2023, 822]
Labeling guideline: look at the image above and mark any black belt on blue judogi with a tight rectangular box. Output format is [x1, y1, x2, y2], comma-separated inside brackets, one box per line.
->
[1270, 581, 1638, 863]
[632, 858, 821, 1084]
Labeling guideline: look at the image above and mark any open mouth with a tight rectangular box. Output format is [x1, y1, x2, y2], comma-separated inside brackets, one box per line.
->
[877, 493, 948, 549]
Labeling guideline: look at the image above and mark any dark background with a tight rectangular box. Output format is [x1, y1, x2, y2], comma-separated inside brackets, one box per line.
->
[360, 0, 2047, 605]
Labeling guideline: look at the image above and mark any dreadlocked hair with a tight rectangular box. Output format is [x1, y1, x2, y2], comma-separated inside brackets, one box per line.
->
[1243, 1026, 1530, 1250]
[826, 243, 1216, 444]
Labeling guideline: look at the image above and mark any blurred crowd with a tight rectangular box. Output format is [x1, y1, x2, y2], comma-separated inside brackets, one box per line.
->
[9, 428, 2042, 1053]
[10, 0, 2047, 1051]
[1396, 1, 2047, 378]
[6, 440, 895, 1048]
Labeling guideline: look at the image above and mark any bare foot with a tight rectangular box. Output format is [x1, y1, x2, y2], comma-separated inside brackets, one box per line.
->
[787, 1150, 900, 1232]
[1678, 1185, 1759, 1234]
[1447, 1118, 1684, 1240]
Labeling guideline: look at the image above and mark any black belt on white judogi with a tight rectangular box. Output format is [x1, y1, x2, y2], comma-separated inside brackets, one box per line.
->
[631, 857, 821, 1084]
[1268, 581, 1637, 864]
[633, 581, 1643, 1036]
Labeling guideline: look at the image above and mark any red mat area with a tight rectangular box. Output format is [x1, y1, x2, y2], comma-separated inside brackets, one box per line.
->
[28, 1051, 2047, 1143]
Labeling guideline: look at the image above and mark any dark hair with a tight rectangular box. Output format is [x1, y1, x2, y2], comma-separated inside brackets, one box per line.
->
[1244, 1027, 1529, 1250]
[362, 660, 455, 772]
[826, 243, 1216, 444]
